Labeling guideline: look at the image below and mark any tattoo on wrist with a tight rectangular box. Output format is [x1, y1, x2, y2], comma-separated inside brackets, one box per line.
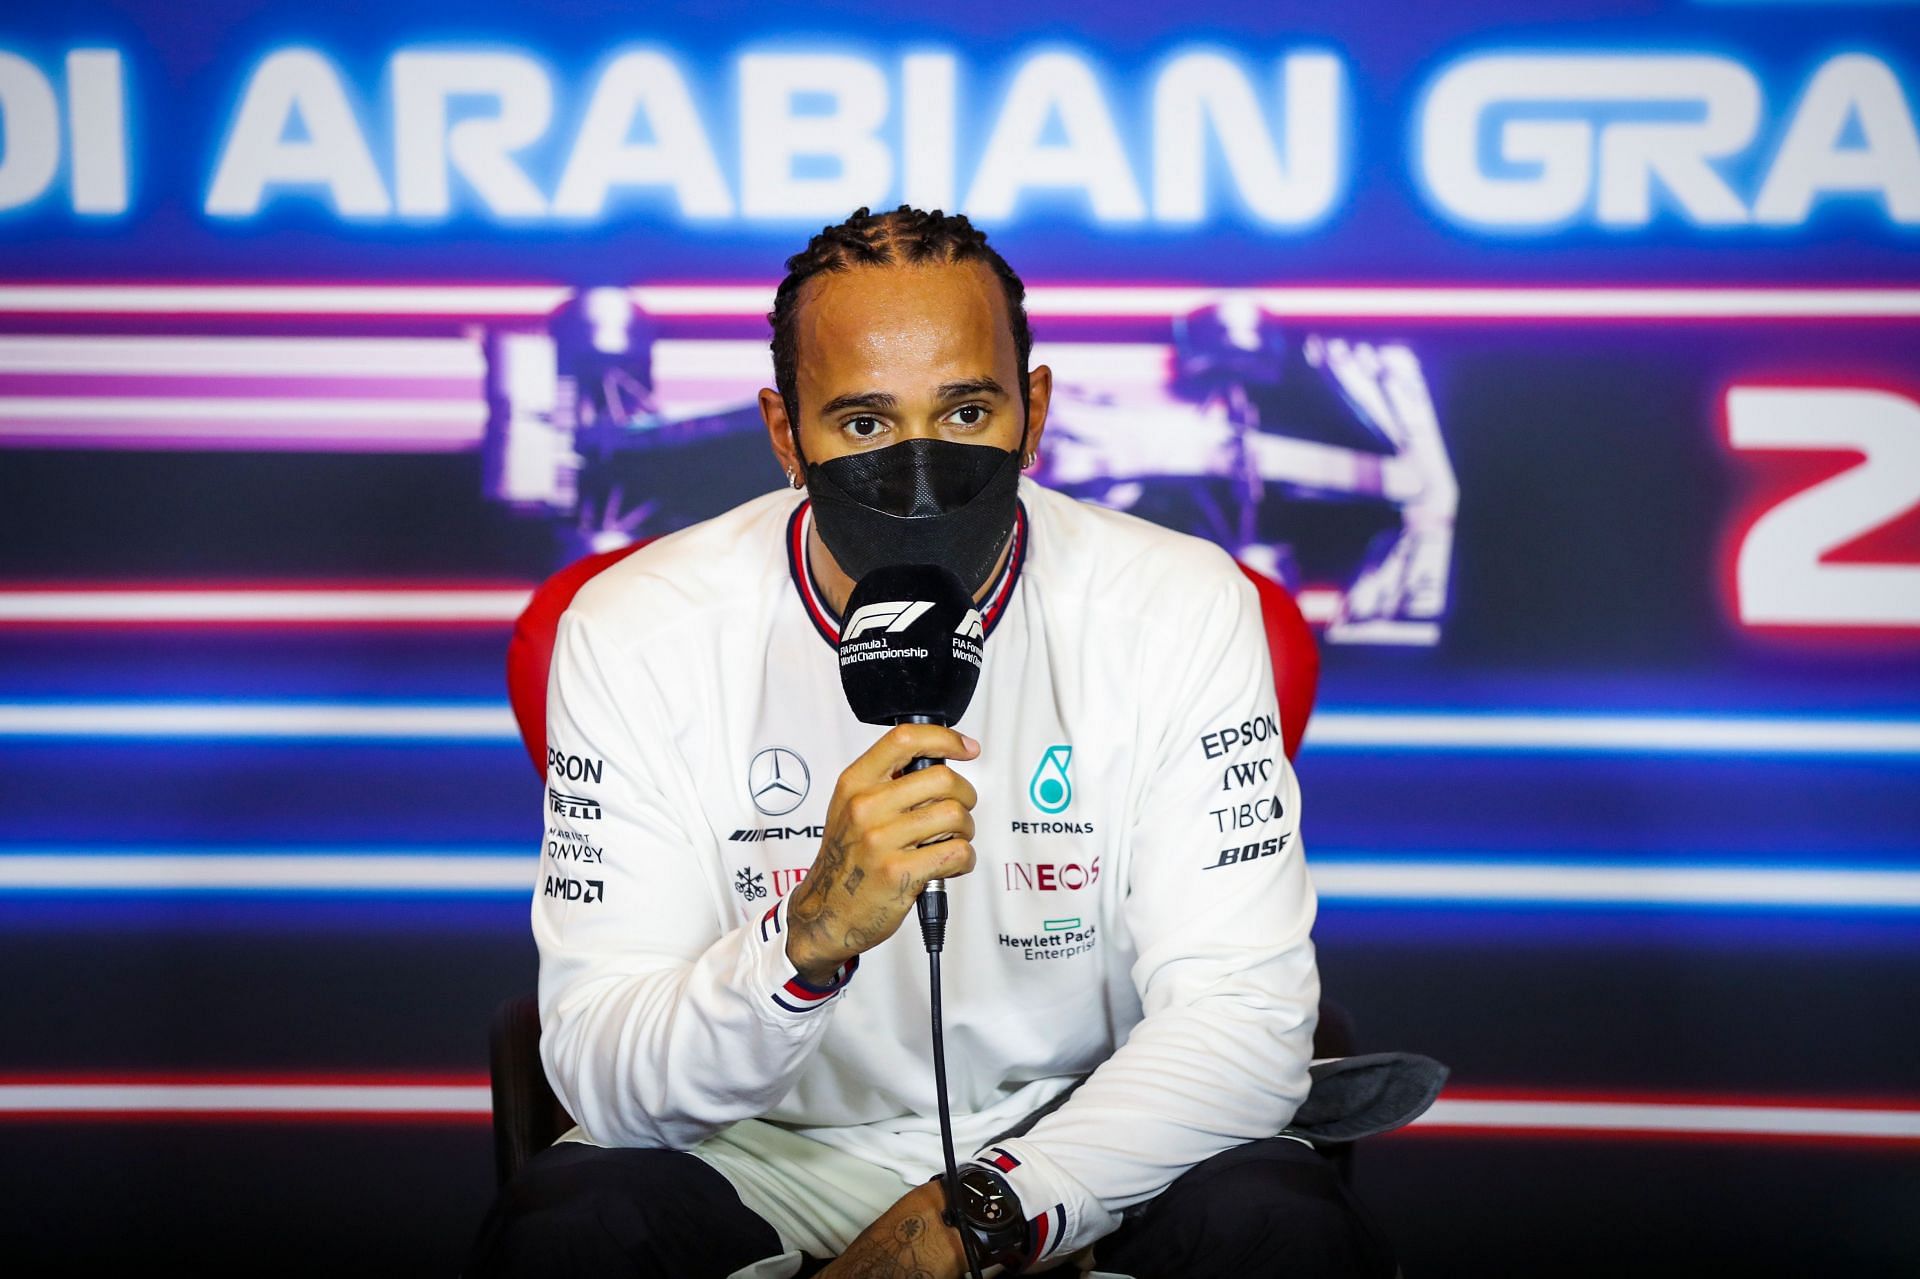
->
[835, 1208, 941, 1279]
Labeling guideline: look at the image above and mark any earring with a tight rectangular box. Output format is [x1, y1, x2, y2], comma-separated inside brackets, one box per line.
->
[1021, 451, 1037, 470]
[786, 468, 803, 489]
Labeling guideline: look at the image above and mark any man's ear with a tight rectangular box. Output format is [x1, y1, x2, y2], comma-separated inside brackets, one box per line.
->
[1023, 364, 1052, 460]
[760, 387, 802, 483]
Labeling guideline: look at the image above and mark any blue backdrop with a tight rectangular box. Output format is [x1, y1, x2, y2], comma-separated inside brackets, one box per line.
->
[2, 0, 1918, 1272]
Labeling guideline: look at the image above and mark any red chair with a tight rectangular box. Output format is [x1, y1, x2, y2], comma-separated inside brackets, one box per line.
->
[489, 537, 1337, 1187]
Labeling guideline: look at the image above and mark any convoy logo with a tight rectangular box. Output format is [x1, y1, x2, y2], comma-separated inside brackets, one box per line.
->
[545, 835, 605, 864]
[843, 599, 933, 639]
[543, 874, 604, 903]
[748, 747, 810, 816]
[1203, 834, 1291, 870]
[550, 791, 602, 821]
[734, 868, 767, 901]
[1029, 744, 1073, 814]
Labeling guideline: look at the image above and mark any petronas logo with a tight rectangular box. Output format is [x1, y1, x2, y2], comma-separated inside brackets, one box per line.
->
[1029, 745, 1073, 814]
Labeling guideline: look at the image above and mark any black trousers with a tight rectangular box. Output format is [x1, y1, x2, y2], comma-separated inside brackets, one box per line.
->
[467, 1135, 1397, 1278]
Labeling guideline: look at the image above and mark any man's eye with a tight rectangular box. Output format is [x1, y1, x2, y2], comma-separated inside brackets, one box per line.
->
[845, 417, 885, 440]
[951, 405, 988, 426]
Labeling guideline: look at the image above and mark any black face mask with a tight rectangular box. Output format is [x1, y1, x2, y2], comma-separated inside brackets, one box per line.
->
[805, 438, 1021, 595]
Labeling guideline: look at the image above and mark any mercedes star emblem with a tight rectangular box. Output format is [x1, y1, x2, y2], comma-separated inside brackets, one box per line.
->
[748, 746, 811, 816]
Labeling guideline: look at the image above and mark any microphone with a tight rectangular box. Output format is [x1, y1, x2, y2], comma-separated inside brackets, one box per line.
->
[836, 563, 991, 1279]
[837, 562, 985, 952]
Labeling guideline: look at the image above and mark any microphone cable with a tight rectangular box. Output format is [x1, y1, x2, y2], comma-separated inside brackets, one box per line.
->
[918, 886, 987, 1279]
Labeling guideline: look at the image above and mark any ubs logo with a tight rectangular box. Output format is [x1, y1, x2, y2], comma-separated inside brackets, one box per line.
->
[748, 747, 810, 816]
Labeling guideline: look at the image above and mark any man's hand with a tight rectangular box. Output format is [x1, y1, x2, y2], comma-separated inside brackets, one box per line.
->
[819, 1180, 971, 1279]
[785, 724, 980, 984]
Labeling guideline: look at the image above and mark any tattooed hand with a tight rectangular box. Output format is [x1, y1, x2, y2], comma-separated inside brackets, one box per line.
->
[820, 1180, 971, 1279]
[785, 724, 980, 985]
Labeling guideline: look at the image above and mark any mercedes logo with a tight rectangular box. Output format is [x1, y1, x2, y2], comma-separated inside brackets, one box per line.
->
[748, 747, 810, 816]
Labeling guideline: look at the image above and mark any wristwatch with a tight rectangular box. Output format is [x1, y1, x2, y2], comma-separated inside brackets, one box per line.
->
[948, 1161, 1032, 1271]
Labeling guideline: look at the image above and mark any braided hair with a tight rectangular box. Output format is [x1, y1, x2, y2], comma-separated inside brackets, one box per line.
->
[768, 204, 1033, 450]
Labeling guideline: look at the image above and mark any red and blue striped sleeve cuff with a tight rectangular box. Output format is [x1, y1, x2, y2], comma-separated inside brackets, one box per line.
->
[968, 1139, 1118, 1264]
[757, 897, 859, 1016]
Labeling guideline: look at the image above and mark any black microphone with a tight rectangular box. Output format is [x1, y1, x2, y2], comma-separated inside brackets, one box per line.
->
[836, 561, 985, 951]
[836, 562, 991, 1279]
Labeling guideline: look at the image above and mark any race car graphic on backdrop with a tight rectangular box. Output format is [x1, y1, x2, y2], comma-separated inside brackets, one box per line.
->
[484, 289, 1458, 646]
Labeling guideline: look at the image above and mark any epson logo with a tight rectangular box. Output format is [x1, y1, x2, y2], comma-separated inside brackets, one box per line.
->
[729, 825, 826, 842]
[844, 599, 934, 639]
[547, 748, 603, 784]
[1199, 713, 1280, 760]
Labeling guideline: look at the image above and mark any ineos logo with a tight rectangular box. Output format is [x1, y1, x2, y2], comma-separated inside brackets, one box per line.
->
[748, 747, 811, 816]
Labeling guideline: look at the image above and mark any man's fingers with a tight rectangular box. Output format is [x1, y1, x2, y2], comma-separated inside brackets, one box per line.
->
[883, 799, 976, 853]
[876, 763, 978, 818]
[919, 838, 978, 883]
[844, 723, 979, 790]
[897, 838, 978, 890]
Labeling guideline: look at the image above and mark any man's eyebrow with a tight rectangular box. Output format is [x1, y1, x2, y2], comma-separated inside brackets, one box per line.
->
[818, 390, 897, 416]
[936, 377, 1009, 400]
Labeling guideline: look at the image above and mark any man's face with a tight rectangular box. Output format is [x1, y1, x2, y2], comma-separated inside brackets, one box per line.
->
[761, 259, 1050, 473]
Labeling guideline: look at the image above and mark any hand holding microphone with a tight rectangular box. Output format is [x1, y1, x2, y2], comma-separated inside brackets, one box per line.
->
[783, 723, 980, 986]
[785, 562, 988, 982]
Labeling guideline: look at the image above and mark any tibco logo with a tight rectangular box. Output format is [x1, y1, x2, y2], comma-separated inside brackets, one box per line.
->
[844, 600, 934, 639]
[1003, 859, 1100, 891]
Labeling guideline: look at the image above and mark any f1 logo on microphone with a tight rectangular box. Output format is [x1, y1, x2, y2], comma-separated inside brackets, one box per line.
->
[844, 600, 934, 639]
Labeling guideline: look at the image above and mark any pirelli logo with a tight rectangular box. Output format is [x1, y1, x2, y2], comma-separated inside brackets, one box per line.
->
[550, 791, 602, 821]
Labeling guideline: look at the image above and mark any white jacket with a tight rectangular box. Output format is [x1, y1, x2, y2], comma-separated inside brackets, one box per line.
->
[535, 478, 1320, 1261]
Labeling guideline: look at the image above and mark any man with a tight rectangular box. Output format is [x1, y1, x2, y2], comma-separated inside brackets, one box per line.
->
[470, 206, 1396, 1278]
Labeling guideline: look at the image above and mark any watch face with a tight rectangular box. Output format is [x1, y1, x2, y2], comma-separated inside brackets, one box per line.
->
[959, 1168, 1017, 1229]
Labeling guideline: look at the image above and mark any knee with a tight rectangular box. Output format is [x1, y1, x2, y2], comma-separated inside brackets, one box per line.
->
[1141, 1145, 1396, 1278]
[467, 1146, 730, 1277]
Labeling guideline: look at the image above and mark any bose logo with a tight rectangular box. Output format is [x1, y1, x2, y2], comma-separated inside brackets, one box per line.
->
[955, 609, 984, 641]
[844, 600, 934, 639]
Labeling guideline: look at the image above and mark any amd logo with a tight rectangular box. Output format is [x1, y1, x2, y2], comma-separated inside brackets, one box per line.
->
[543, 874, 605, 903]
